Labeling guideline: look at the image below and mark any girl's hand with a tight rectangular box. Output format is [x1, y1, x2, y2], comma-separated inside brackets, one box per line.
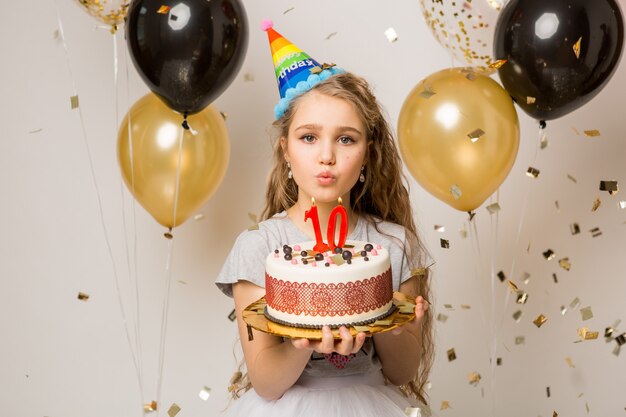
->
[390, 295, 429, 336]
[291, 325, 366, 355]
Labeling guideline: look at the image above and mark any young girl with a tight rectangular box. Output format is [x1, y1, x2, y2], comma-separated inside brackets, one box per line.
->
[216, 26, 434, 417]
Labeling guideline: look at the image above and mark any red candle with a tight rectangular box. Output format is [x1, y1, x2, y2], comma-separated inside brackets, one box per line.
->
[327, 197, 348, 250]
[304, 198, 329, 252]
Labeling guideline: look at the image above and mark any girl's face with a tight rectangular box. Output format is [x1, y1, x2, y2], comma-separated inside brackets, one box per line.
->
[282, 90, 368, 205]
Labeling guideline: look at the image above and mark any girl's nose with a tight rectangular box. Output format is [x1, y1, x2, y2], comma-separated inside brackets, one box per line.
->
[318, 139, 335, 165]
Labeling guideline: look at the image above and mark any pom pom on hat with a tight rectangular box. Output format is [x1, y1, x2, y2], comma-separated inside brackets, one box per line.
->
[261, 20, 273, 31]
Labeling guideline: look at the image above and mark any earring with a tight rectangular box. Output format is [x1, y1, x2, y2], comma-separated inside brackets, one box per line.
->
[359, 166, 365, 183]
[287, 162, 293, 179]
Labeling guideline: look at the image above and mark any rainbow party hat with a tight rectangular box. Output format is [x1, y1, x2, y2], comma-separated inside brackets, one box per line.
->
[262, 20, 345, 119]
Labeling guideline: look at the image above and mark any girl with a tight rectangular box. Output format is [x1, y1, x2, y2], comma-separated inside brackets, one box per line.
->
[216, 71, 434, 416]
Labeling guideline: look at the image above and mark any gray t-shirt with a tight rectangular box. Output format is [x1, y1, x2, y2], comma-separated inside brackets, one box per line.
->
[215, 211, 427, 378]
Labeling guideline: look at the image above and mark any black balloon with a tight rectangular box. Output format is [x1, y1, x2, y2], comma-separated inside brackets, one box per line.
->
[126, 0, 248, 115]
[494, 0, 624, 121]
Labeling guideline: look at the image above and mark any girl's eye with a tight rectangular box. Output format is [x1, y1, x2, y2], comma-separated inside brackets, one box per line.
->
[301, 134, 316, 143]
[338, 136, 354, 145]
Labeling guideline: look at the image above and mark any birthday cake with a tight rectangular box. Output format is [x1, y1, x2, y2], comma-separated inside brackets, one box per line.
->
[264, 241, 394, 328]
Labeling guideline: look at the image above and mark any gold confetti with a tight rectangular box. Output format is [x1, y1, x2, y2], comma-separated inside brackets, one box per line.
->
[384, 27, 398, 42]
[440, 238, 449, 249]
[619, 201, 626, 209]
[411, 267, 427, 276]
[372, 319, 393, 326]
[553, 411, 558, 417]
[555, 200, 560, 211]
[522, 272, 530, 284]
[513, 310, 522, 322]
[570, 223, 580, 235]
[450, 184, 462, 200]
[543, 249, 555, 261]
[325, 32, 338, 40]
[77, 292, 90, 301]
[507, 280, 519, 293]
[573, 36, 582, 58]
[243, 73, 255, 82]
[198, 386, 211, 400]
[437, 313, 449, 323]
[283, 7, 295, 14]
[70, 95, 79, 109]
[599, 180, 619, 195]
[583, 129, 601, 137]
[559, 258, 571, 271]
[567, 174, 577, 183]
[515, 336, 525, 345]
[561, 305, 568, 315]
[444, 304, 454, 310]
[28, 128, 43, 134]
[447, 348, 457, 361]
[460, 304, 471, 310]
[526, 96, 536, 104]
[488, 59, 507, 69]
[516, 291, 529, 304]
[570, 297, 581, 309]
[589, 227, 602, 238]
[486, 202, 501, 214]
[353, 325, 370, 332]
[157, 5, 170, 14]
[419, 84, 436, 99]
[467, 128, 485, 142]
[144, 401, 158, 412]
[220, 111, 228, 121]
[552, 273, 558, 283]
[580, 306, 593, 321]
[565, 357, 575, 368]
[605, 326, 615, 339]
[496, 357, 502, 366]
[227, 309, 236, 322]
[321, 63, 336, 71]
[534, 314, 547, 328]
[167, 403, 181, 417]
[440, 400, 451, 410]
[459, 224, 468, 239]
[468, 371, 481, 386]
[615, 333, 626, 346]
[434, 225, 445, 232]
[540, 131, 549, 149]
[578, 327, 599, 340]
[526, 167, 540, 178]
[547, 386, 551, 397]
[193, 213, 205, 221]
[497, 271, 506, 282]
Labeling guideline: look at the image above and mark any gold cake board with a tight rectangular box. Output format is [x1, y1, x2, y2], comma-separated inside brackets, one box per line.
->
[242, 292, 416, 340]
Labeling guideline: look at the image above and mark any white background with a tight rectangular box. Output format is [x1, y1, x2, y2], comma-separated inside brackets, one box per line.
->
[1, 1, 625, 416]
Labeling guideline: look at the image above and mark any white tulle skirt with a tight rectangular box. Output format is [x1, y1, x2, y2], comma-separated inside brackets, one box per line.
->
[219, 371, 430, 417]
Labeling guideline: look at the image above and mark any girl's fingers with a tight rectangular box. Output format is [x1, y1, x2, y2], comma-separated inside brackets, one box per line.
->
[319, 325, 335, 353]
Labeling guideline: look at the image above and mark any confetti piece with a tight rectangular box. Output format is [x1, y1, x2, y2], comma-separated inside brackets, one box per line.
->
[605, 327, 615, 339]
[283, 7, 294, 14]
[467, 128, 485, 142]
[578, 327, 599, 340]
[353, 325, 370, 332]
[372, 319, 393, 326]
[437, 313, 449, 323]
[243, 73, 255, 82]
[584, 129, 601, 137]
[507, 280, 519, 292]
[570, 223, 580, 235]
[534, 314, 547, 328]
[468, 372, 481, 386]
[70, 95, 79, 109]
[559, 258, 571, 271]
[567, 174, 577, 183]
[515, 336, 525, 345]
[527, 96, 536, 104]
[547, 386, 551, 398]
[384, 27, 398, 42]
[177, 280, 187, 285]
[522, 272, 530, 284]
[555, 200, 560, 211]
[28, 128, 43, 134]
[526, 167, 540, 178]
[157, 5, 170, 14]
[553, 411, 558, 417]
[516, 291, 529, 304]
[540, 131, 549, 149]
[619, 201, 626, 209]
[590, 227, 602, 237]
[460, 304, 471, 310]
[543, 249, 555, 261]
[144, 401, 158, 412]
[440, 401, 451, 410]
[193, 213, 205, 221]
[77, 292, 90, 301]
[459, 225, 468, 239]
[496, 357, 502, 366]
[552, 273, 558, 283]
[565, 357, 575, 368]
[419, 85, 436, 99]
[561, 305, 568, 315]
[615, 333, 626, 346]
[497, 271, 506, 282]
[167, 403, 181, 417]
[220, 111, 228, 121]
[325, 32, 338, 40]
[573, 36, 582, 58]
[599, 180, 619, 195]
[450, 184, 462, 200]
[228, 309, 236, 322]
[444, 304, 454, 310]
[513, 310, 522, 323]
[198, 386, 211, 400]
[411, 267, 427, 276]
[331, 254, 345, 266]
[434, 225, 445, 232]
[447, 348, 457, 361]
[489, 59, 507, 69]
[486, 202, 501, 214]
[440, 238, 449, 249]
[591, 197, 602, 211]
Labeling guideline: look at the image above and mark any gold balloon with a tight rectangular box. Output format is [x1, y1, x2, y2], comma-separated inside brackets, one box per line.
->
[117, 93, 230, 228]
[74, 0, 130, 32]
[398, 68, 519, 212]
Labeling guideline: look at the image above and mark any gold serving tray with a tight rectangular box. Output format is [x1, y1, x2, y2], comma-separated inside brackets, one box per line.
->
[242, 291, 416, 340]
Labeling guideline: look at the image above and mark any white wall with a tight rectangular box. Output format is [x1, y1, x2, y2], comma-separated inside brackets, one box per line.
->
[1, 1, 625, 416]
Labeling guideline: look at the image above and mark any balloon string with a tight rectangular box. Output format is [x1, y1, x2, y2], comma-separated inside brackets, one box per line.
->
[53, 2, 145, 413]
[488, 190, 501, 417]
[170, 125, 186, 231]
[155, 238, 176, 416]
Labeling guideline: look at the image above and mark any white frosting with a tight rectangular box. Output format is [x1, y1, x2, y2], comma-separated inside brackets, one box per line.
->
[265, 240, 393, 327]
